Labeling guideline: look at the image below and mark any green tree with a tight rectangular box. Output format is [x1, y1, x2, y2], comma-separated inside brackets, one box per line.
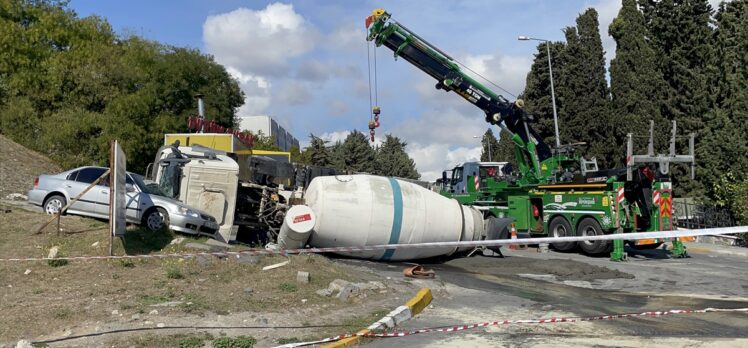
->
[608, 0, 668, 162]
[341, 130, 376, 173]
[495, 128, 517, 169]
[0, 0, 244, 173]
[640, 0, 715, 196]
[305, 134, 332, 167]
[479, 128, 499, 162]
[558, 8, 614, 167]
[374, 134, 419, 179]
[702, 0, 748, 220]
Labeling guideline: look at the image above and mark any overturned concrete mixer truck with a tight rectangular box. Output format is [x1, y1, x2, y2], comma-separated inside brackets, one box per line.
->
[276, 174, 511, 261]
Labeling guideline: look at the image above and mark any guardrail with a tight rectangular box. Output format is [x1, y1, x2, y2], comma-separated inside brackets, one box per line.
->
[673, 201, 735, 229]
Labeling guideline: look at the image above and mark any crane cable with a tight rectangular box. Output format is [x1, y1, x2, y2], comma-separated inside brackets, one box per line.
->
[366, 41, 381, 142]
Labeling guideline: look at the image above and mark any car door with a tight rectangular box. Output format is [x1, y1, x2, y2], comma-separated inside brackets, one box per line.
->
[68, 167, 108, 217]
[124, 174, 143, 221]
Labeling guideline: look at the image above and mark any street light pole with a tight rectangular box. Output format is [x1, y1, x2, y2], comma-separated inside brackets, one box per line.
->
[518, 36, 560, 148]
[474, 133, 492, 162]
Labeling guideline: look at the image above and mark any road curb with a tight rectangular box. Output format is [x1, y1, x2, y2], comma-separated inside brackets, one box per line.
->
[321, 288, 432, 348]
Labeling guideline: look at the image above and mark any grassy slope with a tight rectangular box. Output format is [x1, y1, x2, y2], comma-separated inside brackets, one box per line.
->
[0, 205, 388, 344]
[0, 134, 62, 197]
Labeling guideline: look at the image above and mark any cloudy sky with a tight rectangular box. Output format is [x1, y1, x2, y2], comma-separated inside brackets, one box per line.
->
[71, 0, 723, 181]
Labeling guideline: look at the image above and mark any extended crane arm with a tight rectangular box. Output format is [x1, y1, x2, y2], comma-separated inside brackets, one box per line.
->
[365, 9, 552, 168]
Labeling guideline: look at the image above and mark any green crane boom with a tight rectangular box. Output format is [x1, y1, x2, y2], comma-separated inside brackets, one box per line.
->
[366, 8, 552, 182]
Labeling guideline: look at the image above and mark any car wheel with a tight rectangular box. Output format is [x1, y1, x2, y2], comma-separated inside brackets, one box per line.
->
[577, 218, 609, 254]
[43, 195, 66, 215]
[143, 207, 170, 232]
[549, 216, 576, 251]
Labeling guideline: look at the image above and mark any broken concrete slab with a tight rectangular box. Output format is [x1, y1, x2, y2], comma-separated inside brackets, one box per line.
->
[169, 237, 185, 245]
[237, 254, 263, 265]
[336, 284, 360, 302]
[185, 242, 211, 251]
[205, 239, 232, 249]
[296, 271, 310, 284]
[47, 246, 59, 259]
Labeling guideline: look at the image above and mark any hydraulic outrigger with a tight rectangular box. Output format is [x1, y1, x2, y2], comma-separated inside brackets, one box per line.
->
[366, 9, 696, 260]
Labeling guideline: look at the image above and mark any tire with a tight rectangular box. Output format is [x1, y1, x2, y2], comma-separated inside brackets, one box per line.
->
[143, 207, 170, 232]
[549, 216, 575, 251]
[577, 218, 609, 254]
[43, 195, 66, 215]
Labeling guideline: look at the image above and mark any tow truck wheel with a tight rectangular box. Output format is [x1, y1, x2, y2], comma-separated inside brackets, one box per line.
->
[577, 218, 608, 254]
[549, 216, 575, 251]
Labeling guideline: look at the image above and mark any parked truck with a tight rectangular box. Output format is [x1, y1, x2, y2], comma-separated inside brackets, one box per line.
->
[366, 8, 695, 260]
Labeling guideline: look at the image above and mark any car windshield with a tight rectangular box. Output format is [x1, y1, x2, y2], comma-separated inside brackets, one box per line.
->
[131, 174, 166, 196]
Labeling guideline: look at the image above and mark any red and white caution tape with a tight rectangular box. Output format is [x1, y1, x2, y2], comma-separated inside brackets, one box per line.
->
[2, 226, 746, 263]
[277, 307, 748, 346]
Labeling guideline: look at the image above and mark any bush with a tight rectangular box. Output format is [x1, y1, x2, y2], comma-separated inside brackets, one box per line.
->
[212, 336, 256, 348]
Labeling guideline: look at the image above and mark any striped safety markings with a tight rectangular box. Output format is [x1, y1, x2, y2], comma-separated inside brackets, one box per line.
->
[286, 307, 748, 345]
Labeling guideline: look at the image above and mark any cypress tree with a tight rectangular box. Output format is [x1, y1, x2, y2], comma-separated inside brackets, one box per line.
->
[495, 128, 517, 169]
[609, 0, 668, 161]
[558, 9, 614, 167]
[341, 130, 376, 173]
[479, 128, 500, 162]
[701, 0, 748, 202]
[640, 0, 714, 196]
[374, 134, 420, 179]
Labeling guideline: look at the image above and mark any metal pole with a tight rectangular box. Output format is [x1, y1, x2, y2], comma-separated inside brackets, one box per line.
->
[547, 42, 560, 148]
[488, 131, 492, 162]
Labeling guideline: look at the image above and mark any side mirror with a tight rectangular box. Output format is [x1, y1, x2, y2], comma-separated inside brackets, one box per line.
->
[125, 183, 136, 192]
[441, 171, 448, 184]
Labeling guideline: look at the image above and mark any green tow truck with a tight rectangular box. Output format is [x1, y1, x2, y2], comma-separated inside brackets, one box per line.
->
[366, 9, 695, 260]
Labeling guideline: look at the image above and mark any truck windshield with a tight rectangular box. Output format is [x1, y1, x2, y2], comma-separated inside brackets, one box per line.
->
[158, 163, 181, 199]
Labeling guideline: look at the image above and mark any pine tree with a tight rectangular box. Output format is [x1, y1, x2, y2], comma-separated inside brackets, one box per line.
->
[479, 128, 500, 162]
[374, 134, 420, 179]
[329, 140, 346, 171]
[558, 8, 614, 167]
[341, 130, 376, 173]
[522, 41, 566, 147]
[609, 0, 668, 161]
[495, 128, 517, 169]
[305, 134, 332, 167]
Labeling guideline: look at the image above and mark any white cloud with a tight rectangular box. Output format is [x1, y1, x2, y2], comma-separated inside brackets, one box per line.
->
[296, 60, 361, 82]
[328, 100, 349, 116]
[203, 3, 318, 76]
[203, 3, 318, 115]
[326, 23, 366, 53]
[226, 67, 271, 116]
[406, 143, 482, 181]
[273, 81, 312, 106]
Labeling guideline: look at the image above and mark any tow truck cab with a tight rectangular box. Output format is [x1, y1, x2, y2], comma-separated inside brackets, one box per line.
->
[442, 161, 508, 194]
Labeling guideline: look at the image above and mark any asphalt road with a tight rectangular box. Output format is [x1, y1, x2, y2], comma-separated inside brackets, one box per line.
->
[345, 243, 748, 347]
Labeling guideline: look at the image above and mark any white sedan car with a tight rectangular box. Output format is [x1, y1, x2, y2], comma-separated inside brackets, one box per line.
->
[28, 166, 219, 235]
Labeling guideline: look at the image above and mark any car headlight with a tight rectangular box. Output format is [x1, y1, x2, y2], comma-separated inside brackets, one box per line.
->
[177, 206, 200, 218]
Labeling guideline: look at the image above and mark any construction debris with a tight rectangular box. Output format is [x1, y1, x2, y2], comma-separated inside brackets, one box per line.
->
[404, 265, 435, 279]
[262, 260, 289, 271]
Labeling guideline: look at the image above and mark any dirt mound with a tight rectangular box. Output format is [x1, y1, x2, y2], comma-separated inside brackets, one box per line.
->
[0, 134, 61, 197]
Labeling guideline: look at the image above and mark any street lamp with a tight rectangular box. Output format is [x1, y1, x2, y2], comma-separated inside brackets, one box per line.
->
[473, 134, 491, 162]
[518, 36, 560, 148]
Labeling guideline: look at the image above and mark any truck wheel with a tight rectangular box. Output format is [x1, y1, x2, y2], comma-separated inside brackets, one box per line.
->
[43, 195, 66, 215]
[549, 216, 575, 251]
[577, 218, 608, 254]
